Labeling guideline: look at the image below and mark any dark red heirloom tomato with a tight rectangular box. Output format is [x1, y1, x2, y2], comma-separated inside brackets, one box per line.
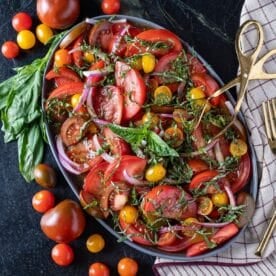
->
[37, 0, 80, 29]
[40, 199, 86, 243]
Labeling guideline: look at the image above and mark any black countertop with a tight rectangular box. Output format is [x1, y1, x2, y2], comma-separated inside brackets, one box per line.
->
[0, 0, 244, 275]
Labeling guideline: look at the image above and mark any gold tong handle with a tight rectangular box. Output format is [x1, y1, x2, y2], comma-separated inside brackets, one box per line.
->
[255, 210, 276, 257]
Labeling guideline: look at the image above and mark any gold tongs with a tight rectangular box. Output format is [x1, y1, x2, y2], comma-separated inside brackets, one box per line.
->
[196, 20, 276, 139]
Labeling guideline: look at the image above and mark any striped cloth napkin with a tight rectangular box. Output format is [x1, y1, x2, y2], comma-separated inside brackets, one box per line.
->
[153, 0, 276, 275]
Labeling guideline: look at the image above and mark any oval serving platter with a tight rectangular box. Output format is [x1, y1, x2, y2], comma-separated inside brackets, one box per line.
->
[42, 15, 258, 261]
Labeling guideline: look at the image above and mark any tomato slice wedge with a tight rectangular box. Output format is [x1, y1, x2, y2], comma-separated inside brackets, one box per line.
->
[156, 232, 177, 247]
[186, 223, 239, 257]
[141, 185, 197, 220]
[46, 67, 82, 83]
[48, 82, 84, 99]
[93, 85, 124, 124]
[187, 159, 209, 174]
[119, 218, 153, 246]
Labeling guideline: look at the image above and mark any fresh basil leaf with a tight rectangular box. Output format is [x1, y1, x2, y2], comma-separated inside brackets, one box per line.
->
[0, 76, 16, 110]
[108, 124, 179, 157]
[18, 123, 44, 182]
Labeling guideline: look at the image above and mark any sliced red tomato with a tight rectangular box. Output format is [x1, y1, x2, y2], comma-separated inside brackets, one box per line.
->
[60, 116, 87, 146]
[227, 152, 251, 193]
[191, 73, 220, 106]
[88, 21, 112, 51]
[156, 232, 177, 247]
[112, 22, 142, 37]
[141, 185, 197, 220]
[187, 53, 206, 74]
[126, 29, 182, 56]
[108, 34, 127, 56]
[46, 67, 81, 82]
[83, 161, 109, 197]
[48, 82, 84, 99]
[187, 159, 209, 174]
[103, 127, 131, 156]
[189, 170, 219, 193]
[186, 223, 239, 257]
[119, 218, 153, 246]
[72, 35, 84, 68]
[115, 61, 131, 87]
[105, 155, 147, 183]
[93, 85, 123, 124]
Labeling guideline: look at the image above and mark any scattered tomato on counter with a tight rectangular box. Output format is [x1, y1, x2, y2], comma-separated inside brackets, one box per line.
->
[89, 262, 110, 276]
[17, 30, 36, 49]
[1, 41, 20, 59]
[34, 163, 57, 189]
[86, 234, 105, 253]
[36, 24, 54, 44]
[51, 243, 74, 266]
[101, 0, 120, 15]
[12, 12, 32, 32]
[40, 199, 86, 243]
[117, 257, 138, 276]
[32, 190, 55, 213]
[36, 0, 80, 29]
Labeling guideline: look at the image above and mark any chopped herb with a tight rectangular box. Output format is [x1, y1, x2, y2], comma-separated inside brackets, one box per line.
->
[218, 205, 245, 223]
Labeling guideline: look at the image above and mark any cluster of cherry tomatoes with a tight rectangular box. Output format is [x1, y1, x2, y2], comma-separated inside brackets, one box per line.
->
[31, 163, 138, 275]
[1, 11, 54, 59]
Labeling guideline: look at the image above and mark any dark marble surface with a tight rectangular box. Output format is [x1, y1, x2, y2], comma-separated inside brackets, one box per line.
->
[0, 0, 244, 275]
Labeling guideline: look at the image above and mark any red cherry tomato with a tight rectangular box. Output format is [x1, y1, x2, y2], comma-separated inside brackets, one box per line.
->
[51, 243, 74, 266]
[89, 262, 110, 276]
[32, 190, 55, 213]
[101, 0, 120, 15]
[187, 159, 209, 174]
[12, 12, 32, 32]
[156, 232, 177, 247]
[1, 41, 20, 59]
[117, 257, 138, 276]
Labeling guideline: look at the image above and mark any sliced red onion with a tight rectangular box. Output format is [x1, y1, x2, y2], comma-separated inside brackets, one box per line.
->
[73, 85, 90, 112]
[214, 142, 224, 163]
[92, 134, 115, 163]
[194, 221, 231, 228]
[83, 66, 113, 78]
[159, 224, 199, 234]
[224, 185, 236, 207]
[56, 136, 89, 174]
[85, 18, 99, 24]
[86, 87, 97, 117]
[159, 113, 174, 119]
[93, 118, 110, 126]
[122, 170, 150, 186]
[111, 25, 130, 54]
[68, 46, 81, 54]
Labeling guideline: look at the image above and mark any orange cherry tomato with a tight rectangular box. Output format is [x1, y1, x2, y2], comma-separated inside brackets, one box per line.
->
[54, 49, 72, 67]
[32, 190, 55, 213]
[89, 262, 110, 276]
[1, 41, 20, 59]
[51, 243, 74, 266]
[117, 257, 138, 276]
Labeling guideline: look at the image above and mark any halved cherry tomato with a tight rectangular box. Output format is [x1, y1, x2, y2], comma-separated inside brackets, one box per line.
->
[105, 155, 147, 183]
[117, 257, 138, 276]
[88, 21, 112, 51]
[60, 116, 87, 146]
[164, 126, 184, 147]
[89, 262, 110, 276]
[191, 73, 220, 106]
[93, 85, 123, 124]
[83, 161, 109, 198]
[156, 232, 177, 247]
[189, 170, 219, 194]
[103, 127, 131, 156]
[186, 223, 239, 257]
[51, 243, 74, 266]
[47, 82, 84, 99]
[187, 159, 209, 174]
[141, 112, 159, 129]
[119, 205, 139, 224]
[227, 152, 251, 193]
[46, 67, 81, 83]
[54, 48, 72, 68]
[119, 218, 153, 245]
[197, 196, 213, 215]
[230, 138, 248, 157]
[141, 185, 197, 220]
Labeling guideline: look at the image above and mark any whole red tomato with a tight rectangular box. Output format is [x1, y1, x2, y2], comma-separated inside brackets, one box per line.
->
[36, 0, 80, 29]
[1, 41, 19, 59]
[101, 0, 120, 15]
[51, 243, 74, 266]
[40, 199, 86, 243]
[12, 12, 32, 32]
[89, 262, 110, 276]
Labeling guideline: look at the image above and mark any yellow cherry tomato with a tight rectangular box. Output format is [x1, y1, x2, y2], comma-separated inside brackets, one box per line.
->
[189, 87, 211, 111]
[164, 126, 184, 147]
[84, 51, 95, 63]
[17, 30, 36, 50]
[182, 217, 200, 237]
[197, 196, 213, 216]
[119, 205, 139, 224]
[86, 234, 105, 253]
[142, 53, 156, 73]
[54, 48, 72, 68]
[154, 85, 172, 104]
[230, 139, 248, 157]
[71, 93, 81, 108]
[145, 163, 166, 182]
[36, 24, 53, 45]
[212, 192, 229, 207]
[141, 112, 159, 129]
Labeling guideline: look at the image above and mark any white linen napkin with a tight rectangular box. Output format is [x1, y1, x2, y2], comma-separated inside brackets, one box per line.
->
[153, 0, 276, 274]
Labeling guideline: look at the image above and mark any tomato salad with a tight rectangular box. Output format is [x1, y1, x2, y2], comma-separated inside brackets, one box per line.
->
[44, 18, 252, 257]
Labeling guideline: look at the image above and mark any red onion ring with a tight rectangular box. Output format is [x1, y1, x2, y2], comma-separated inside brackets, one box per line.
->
[93, 118, 110, 126]
[224, 185, 236, 207]
[214, 142, 224, 163]
[122, 170, 150, 186]
[92, 134, 115, 163]
[159, 224, 199, 234]
[111, 25, 130, 54]
[159, 113, 174, 119]
[194, 221, 231, 228]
